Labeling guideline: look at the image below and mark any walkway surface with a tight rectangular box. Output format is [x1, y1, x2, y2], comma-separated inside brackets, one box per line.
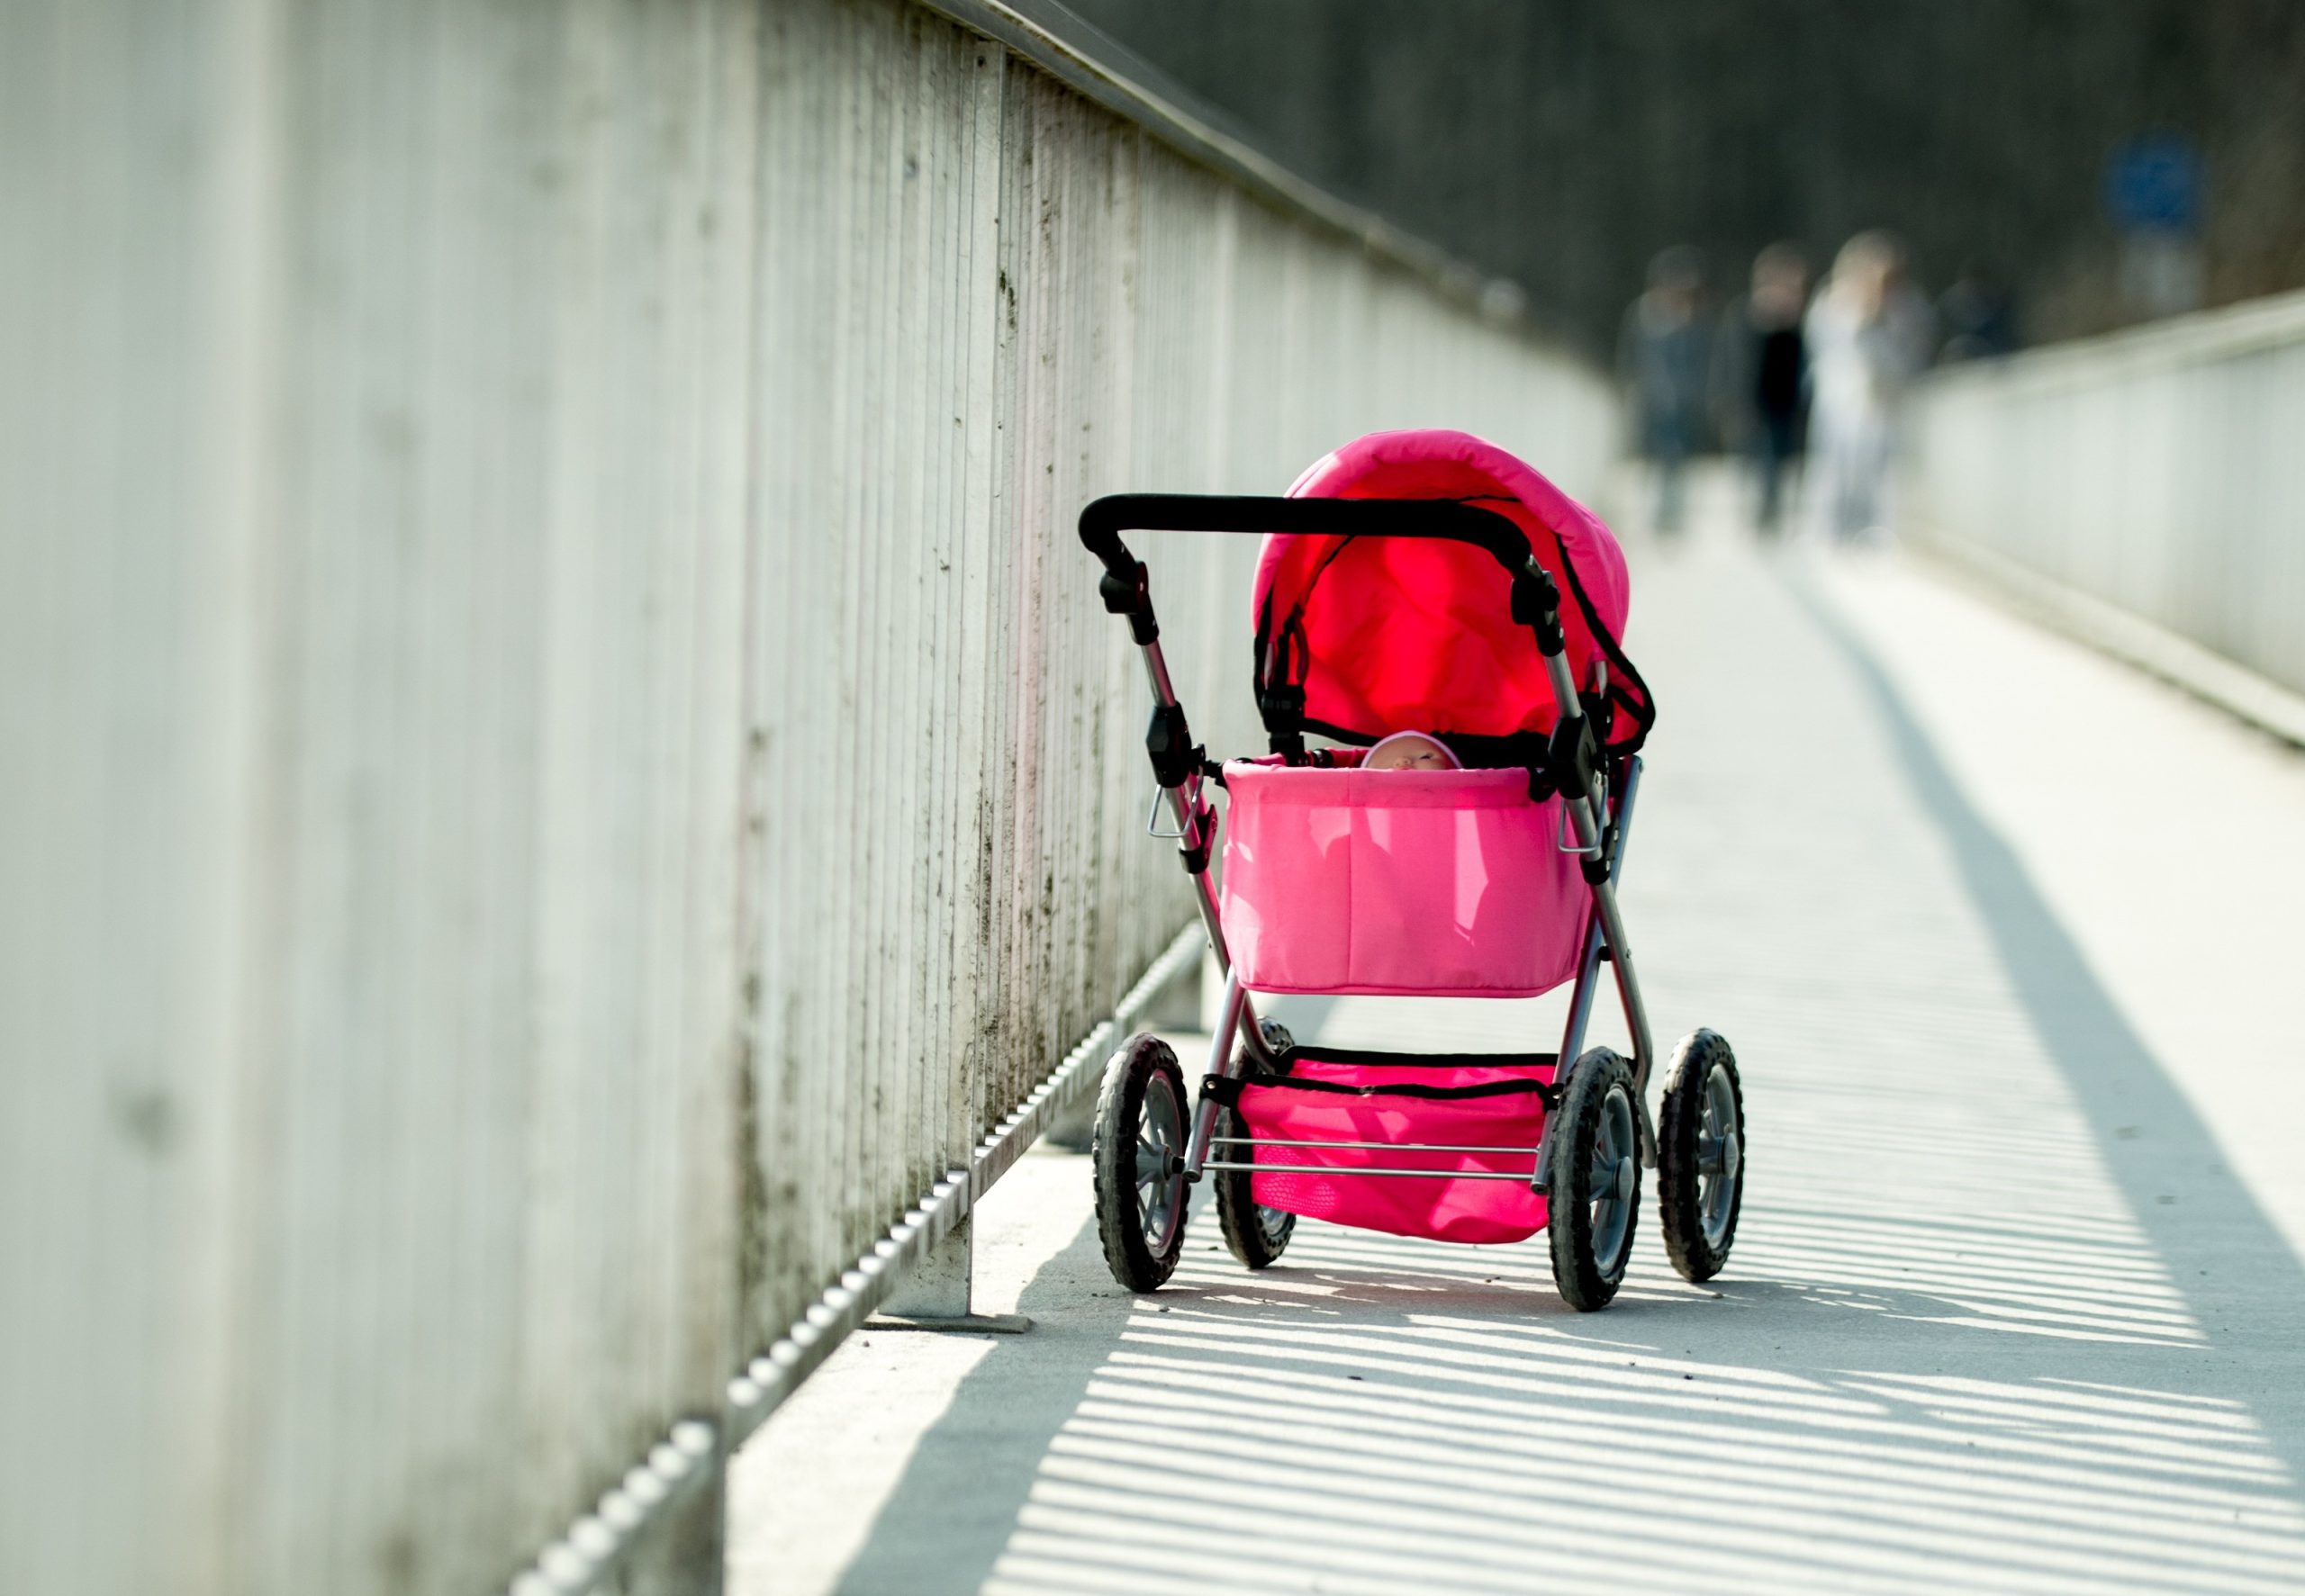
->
[729, 491, 2305, 1595]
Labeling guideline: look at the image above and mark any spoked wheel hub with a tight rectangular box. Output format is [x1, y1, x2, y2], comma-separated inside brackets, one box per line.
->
[1133, 1072, 1186, 1255]
[1586, 1086, 1638, 1276]
[1695, 1066, 1740, 1252]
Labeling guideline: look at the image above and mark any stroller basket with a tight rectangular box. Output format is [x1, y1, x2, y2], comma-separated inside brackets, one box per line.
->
[1216, 1048, 1558, 1243]
[1220, 755, 1587, 997]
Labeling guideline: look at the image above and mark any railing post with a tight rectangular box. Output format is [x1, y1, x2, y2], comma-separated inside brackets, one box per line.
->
[869, 1207, 1029, 1334]
[875, 1213, 975, 1318]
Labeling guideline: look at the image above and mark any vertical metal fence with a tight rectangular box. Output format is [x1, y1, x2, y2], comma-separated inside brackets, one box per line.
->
[0, 1, 1610, 1591]
[1911, 290, 2305, 698]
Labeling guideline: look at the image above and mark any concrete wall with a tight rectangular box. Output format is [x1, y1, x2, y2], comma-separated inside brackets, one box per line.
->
[0, 1, 1609, 1591]
[1911, 290, 2305, 696]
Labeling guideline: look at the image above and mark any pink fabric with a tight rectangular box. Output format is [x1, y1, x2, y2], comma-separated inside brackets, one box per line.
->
[1257, 428, 1641, 745]
[1238, 1059, 1553, 1243]
[1218, 754, 1587, 997]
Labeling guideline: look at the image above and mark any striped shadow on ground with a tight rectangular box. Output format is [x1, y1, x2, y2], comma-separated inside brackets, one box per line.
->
[782, 544, 2305, 1596]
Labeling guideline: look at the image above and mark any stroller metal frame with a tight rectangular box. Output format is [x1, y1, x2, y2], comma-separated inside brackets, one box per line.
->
[1080, 494, 1659, 1198]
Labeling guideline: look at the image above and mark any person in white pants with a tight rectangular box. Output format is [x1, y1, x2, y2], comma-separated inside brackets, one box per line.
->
[1805, 231, 1934, 544]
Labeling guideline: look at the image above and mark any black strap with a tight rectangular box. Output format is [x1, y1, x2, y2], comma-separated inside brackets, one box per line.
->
[1287, 1045, 1559, 1071]
[1241, 1072, 1559, 1108]
[1472, 494, 1654, 759]
[1250, 496, 1656, 762]
[1252, 535, 1363, 763]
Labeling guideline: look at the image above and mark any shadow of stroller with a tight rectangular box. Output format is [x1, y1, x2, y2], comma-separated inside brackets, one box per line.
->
[836, 1180, 2305, 1595]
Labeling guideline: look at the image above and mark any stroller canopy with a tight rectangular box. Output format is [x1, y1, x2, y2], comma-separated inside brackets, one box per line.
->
[1254, 429, 1651, 760]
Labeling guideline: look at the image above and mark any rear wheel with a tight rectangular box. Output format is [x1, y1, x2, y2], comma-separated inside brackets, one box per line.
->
[1213, 1105, 1295, 1268]
[1659, 1030, 1744, 1283]
[1091, 1033, 1190, 1292]
[1547, 1048, 1642, 1311]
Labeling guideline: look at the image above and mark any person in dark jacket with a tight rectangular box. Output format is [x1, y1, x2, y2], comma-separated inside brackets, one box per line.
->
[1618, 246, 1711, 536]
[1938, 259, 2020, 362]
[1713, 242, 1810, 534]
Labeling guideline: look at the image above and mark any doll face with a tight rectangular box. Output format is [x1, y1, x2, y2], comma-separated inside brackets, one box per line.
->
[1364, 733, 1454, 771]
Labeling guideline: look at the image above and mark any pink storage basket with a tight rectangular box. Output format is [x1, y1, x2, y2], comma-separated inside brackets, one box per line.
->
[1218, 755, 1588, 997]
[1237, 1059, 1553, 1243]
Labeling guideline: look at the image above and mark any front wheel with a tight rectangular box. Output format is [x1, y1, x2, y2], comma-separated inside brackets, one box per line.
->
[1547, 1048, 1642, 1311]
[1659, 1030, 1745, 1282]
[1090, 1032, 1191, 1292]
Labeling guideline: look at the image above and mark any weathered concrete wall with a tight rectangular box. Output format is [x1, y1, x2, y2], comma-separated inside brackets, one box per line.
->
[1911, 291, 2305, 697]
[0, 1, 1609, 1591]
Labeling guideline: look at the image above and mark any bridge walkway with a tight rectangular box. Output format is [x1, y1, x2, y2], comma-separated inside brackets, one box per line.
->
[732, 489, 2305, 1595]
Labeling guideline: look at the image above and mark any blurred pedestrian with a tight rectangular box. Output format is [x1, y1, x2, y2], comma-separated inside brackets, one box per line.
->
[1713, 242, 1810, 535]
[1804, 231, 1933, 543]
[1618, 246, 1711, 536]
[1938, 259, 2020, 361]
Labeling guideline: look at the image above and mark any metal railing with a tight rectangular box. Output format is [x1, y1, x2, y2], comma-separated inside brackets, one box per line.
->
[1910, 289, 2305, 704]
[0, 0, 1612, 1591]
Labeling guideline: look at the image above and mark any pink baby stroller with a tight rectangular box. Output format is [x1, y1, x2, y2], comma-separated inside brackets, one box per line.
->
[1080, 429, 1745, 1310]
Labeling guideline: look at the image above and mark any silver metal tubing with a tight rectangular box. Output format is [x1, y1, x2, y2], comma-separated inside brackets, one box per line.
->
[1536, 629, 1614, 855]
[1555, 797, 1601, 856]
[1541, 636, 1605, 840]
[1555, 915, 1606, 1075]
[1161, 749, 1271, 1066]
[1610, 756, 1645, 871]
[1553, 756, 1641, 1071]
[1530, 600, 1639, 1122]
[1541, 644, 1588, 728]
[1236, 994, 1272, 1066]
[1540, 922, 1601, 1195]
[1199, 1161, 1535, 1181]
[1134, 636, 1271, 1066]
[1559, 789, 1604, 853]
[1532, 639, 1607, 1195]
[1543, 728, 1652, 1093]
[1595, 756, 1654, 1091]
[1184, 970, 1249, 1176]
[1138, 636, 1180, 706]
[1210, 1136, 1544, 1156]
[1542, 755, 1653, 1187]
[1182, 847, 1227, 960]
[1589, 877, 1654, 1087]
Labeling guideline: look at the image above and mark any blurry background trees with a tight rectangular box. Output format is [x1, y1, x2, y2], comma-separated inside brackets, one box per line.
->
[1058, 0, 2305, 357]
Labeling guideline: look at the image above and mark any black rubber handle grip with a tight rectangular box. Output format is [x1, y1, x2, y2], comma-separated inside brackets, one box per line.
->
[1077, 494, 1533, 580]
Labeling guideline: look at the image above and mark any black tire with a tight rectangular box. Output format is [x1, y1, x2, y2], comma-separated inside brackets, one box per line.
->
[1213, 1105, 1295, 1269]
[1659, 1029, 1745, 1283]
[1547, 1048, 1642, 1312]
[1090, 1032, 1191, 1292]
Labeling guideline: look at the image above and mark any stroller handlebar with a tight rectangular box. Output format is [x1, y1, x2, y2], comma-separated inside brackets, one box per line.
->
[1077, 494, 1533, 580]
[1080, 491, 1563, 661]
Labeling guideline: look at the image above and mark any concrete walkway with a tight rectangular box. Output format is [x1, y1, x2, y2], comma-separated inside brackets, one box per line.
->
[730, 509, 2305, 1594]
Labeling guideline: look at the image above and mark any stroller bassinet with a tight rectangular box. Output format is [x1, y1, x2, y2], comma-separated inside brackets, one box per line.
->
[1076, 428, 1747, 1310]
[1221, 430, 1648, 997]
